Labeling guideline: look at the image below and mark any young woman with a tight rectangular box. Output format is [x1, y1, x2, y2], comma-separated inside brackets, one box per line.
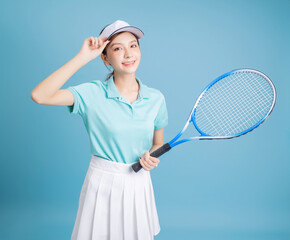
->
[31, 20, 168, 240]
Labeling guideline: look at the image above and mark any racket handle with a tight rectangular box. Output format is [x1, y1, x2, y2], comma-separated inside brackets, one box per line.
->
[150, 143, 172, 158]
[132, 143, 172, 173]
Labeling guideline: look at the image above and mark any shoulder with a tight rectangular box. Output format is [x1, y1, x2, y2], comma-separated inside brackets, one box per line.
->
[69, 80, 104, 92]
[142, 83, 165, 101]
[91, 79, 110, 92]
[67, 80, 107, 103]
[89, 79, 105, 88]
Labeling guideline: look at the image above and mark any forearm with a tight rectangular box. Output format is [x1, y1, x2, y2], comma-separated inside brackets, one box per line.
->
[149, 144, 163, 154]
[31, 53, 88, 103]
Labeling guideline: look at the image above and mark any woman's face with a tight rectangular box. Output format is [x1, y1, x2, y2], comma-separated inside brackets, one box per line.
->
[103, 32, 141, 75]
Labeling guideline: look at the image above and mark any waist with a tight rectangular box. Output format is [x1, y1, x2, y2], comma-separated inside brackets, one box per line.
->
[90, 155, 141, 174]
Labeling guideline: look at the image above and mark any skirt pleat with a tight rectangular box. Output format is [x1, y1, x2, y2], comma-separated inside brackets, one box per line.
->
[123, 171, 138, 240]
[109, 174, 124, 239]
[134, 173, 152, 240]
[144, 180, 154, 236]
[73, 169, 103, 239]
[148, 175, 161, 236]
[71, 155, 161, 240]
[92, 173, 112, 239]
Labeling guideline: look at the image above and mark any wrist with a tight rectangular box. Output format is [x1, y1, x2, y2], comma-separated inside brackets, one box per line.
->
[75, 53, 89, 66]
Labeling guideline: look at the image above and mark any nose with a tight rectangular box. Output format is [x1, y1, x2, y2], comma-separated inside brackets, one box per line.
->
[124, 47, 133, 58]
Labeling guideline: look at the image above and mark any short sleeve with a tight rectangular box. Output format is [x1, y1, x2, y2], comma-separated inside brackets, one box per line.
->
[67, 83, 90, 116]
[154, 94, 168, 129]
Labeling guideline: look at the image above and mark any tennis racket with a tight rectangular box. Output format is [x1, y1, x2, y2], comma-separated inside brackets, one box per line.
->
[132, 68, 276, 173]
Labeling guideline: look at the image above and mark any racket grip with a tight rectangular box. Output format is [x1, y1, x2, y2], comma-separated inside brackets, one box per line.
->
[132, 143, 172, 173]
[150, 143, 172, 158]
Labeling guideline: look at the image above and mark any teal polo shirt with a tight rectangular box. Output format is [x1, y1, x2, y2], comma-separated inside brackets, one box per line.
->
[67, 75, 168, 164]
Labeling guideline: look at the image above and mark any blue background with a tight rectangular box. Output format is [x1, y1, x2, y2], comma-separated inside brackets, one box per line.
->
[1, 0, 289, 239]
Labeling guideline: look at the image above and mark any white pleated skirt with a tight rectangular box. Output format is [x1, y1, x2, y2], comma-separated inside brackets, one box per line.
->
[71, 155, 161, 240]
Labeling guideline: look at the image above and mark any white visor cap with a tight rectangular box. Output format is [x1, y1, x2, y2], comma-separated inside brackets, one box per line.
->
[98, 20, 144, 41]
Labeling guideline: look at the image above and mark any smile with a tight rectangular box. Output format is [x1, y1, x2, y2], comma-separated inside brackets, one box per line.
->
[122, 61, 135, 66]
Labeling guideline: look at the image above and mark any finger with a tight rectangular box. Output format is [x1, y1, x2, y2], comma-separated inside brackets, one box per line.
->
[139, 158, 150, 171]
[98, 38, 106, 49]
[145, 151, 150, 161]
[148, 159, 158, 167]
[145, 152, 157, 165]
[145, 158, 156, 168]
[141, 157, 153, 169]
[142, 157, 151, 168]
[102, 38, 110, 47]
[104, 39, 110, 45]
[97, 37, 110, 49]
[99, 38, 103, 47]
[90, 36, 94, 46]
[147, 156, 159, 167]
[143, 154, 152, 165]
[149, 156, 159, 163]
[101, 36, 109, 42]
[88, 37, 92, 46]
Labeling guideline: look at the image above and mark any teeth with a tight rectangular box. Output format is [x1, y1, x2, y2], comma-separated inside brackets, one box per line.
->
[123, 61, 135, 64]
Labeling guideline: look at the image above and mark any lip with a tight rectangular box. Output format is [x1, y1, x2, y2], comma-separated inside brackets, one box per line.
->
[122, 60, 135, 66]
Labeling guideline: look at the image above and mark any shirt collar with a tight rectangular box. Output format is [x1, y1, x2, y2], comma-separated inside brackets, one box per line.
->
[106, 75, 150, 99]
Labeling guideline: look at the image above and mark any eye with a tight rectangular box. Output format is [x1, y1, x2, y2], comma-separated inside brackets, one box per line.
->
[113, 44, 138, 51]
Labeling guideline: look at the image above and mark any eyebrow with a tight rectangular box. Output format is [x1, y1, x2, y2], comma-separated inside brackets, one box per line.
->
[110, 40, 137, 49]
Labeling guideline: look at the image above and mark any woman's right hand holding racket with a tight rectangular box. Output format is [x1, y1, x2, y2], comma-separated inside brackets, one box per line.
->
[77, 36, 110, 63]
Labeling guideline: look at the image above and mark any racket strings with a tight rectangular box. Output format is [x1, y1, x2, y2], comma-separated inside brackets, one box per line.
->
[202, 74, 272, 135]
[202, 73, 273, 135]
[225, 73, 272, 130]
[194, 71, 275, 136]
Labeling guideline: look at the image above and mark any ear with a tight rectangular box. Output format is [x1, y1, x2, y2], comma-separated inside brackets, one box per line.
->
[101, 53, 110, 66]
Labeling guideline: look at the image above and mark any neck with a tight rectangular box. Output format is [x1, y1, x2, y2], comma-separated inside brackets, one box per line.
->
[113, 72, 139, 93]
